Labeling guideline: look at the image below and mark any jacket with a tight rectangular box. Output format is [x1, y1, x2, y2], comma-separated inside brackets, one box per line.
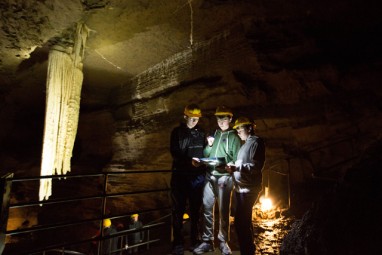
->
[129, 220, 144, 243]
[102, 225, 119, 254]
[203, 129, 241, 176]
[233, 135, 265, 193]
[170, 123, 206, 175]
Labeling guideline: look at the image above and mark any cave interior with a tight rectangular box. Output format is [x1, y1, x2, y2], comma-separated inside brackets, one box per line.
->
[0, 0, 381, 254]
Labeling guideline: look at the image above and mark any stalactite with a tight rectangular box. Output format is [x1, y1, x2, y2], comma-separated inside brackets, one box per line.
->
[188, 0, 193, 47]
[39, 23, 89, 201]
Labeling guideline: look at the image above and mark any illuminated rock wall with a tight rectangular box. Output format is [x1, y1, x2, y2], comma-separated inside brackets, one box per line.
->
[106, 21, 382, 189]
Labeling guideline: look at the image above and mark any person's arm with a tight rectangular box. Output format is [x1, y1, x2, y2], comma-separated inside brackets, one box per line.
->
[170, 127, 190, 165]
[225, 162, 236, 174]
[203, 129, 217, 157]
[228, 133, 242, 164]
[241, 138, 265, 174]
[203, 143, 212, 157]
[170, 128, 181, 159]
[251, 138, 265, 173]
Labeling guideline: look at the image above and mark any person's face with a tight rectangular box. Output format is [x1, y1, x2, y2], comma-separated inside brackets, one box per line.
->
[185, 115, 200, 128]
[236, 125, 251, 141]
[216, 116, 231, 131]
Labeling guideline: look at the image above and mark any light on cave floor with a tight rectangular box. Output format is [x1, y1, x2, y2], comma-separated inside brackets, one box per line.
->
[259, 195, 273, 212]
[252, 195, 294, 255]
[254, 194, 280, 220]
[253, 216, 294, 255]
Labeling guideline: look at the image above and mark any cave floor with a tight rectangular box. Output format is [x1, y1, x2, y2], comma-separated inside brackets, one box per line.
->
[149, 213, 295, 255]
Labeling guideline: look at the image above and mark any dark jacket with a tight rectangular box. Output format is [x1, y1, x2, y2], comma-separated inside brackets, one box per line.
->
[102, 225, 118, 254]
[170, 123, 206, 175]
[129, 220, 144, 243]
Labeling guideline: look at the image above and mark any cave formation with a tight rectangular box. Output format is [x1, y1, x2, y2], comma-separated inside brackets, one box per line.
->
[0, 0, 381, 254]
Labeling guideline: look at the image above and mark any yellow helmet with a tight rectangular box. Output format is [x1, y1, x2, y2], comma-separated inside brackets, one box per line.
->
[214, 105, 233, 117]
[233, 117, 253, 129]
[183, 213, 190, 220]
[103, 218, 111, 228]
[131, 213, 139, 218]
[184, 104, 202, 117]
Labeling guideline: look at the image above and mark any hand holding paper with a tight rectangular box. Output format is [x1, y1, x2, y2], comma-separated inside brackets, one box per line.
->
[199, 157, 228, 173]
[207, 136, 215, 146]
[225, 162, 236, 174]
[192, 157, 202, 167]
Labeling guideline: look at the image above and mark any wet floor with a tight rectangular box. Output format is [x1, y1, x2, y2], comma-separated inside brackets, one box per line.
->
[177, 213, 295, 255]
[253, 215, 295, 254]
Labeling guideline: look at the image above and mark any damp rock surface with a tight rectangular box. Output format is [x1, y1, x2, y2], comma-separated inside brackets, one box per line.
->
[254, 216, 295, 255]
[280, 140, 382, 255]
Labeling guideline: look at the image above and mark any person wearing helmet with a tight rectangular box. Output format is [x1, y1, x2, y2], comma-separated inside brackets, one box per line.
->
[193, 106, 241, 255]
[170, 104, 207, 255]
[182, 213, 191, 243]
[89, 219, 118, 254]
[100, 218, 119, 255]
[225, 117, 265, 255]
[128, 214, 144, 254]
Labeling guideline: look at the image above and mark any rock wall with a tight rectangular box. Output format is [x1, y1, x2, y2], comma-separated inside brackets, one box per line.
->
[280, 139, 382, 255]
[1, 1, 381, 253]
[106, 21, 382, 189]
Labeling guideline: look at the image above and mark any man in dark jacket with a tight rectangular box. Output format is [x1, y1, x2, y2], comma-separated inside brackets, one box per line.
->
[170, 104, 207, 255]
[128, 214, 144, 254]
[102, 219, 119, 255]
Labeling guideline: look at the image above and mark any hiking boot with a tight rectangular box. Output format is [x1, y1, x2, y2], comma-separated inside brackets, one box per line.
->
[193, 241, 214, 254]
[219, 242, 232, 255]
[189, 240, 201, 252]
[172, 244, 184, 255]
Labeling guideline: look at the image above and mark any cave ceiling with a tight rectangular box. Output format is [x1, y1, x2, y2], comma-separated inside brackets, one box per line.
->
[1, 2, 382, 253]
[0, 0, 265, 93]
[1, 0, 380, 98]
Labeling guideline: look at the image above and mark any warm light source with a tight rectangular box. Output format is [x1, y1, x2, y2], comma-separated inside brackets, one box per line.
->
[259, 196, 273, 212]
[259, 186, 273, 212]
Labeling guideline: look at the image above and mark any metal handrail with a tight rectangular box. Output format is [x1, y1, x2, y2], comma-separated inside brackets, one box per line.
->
[43, 249, 86, 254]
[0, 170, 172, 255]
[28, 220, 169, 255]
[10, 188, 170, 209]
[263, 134, 360, 210]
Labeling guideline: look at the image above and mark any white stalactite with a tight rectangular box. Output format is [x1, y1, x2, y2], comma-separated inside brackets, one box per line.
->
[39, 23, 89, 201]
[188, 0, 193, 46]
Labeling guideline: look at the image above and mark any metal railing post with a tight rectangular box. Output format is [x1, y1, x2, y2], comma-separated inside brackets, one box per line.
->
[147, 229, 150, 250]
[98, 172, 108, 255]
[287, 159, 291, 209]
[0, 173, 14, 255]
[2, 170, 172, 254]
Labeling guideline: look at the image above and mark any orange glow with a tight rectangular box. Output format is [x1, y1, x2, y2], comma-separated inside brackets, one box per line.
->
[259, 195, 273, 212]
